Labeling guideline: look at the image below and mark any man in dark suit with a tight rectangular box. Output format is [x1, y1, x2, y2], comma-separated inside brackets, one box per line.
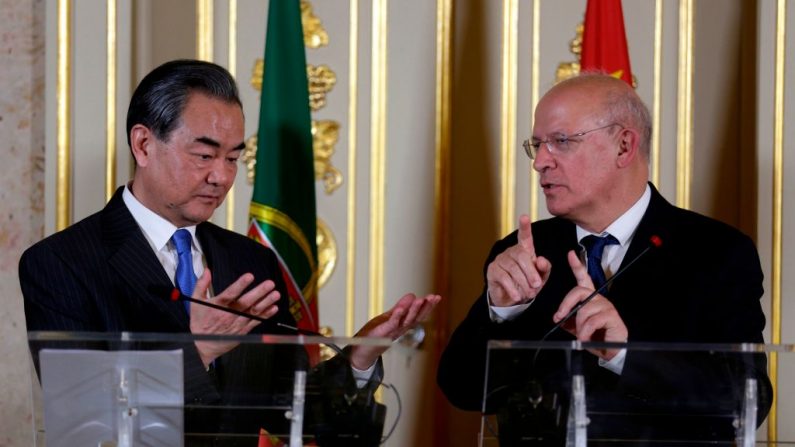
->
[437, 73, 771, 444]
[20, 59, 440, 446]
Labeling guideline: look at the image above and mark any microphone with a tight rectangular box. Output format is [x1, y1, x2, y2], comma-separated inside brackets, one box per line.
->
[541, 234, 663, 342]
[169, 288, 345, 355]
[169, 289, 392, 445]
[496, 235, 663, 443]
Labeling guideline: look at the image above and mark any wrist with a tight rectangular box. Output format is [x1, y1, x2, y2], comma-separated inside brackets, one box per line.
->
[349, 346, 380, 371]
[194, 341, 215, 369]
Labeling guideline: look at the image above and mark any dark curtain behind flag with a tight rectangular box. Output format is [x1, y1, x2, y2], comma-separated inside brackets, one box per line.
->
[249, 0, 320, 342]
[580, 0, 634, 86]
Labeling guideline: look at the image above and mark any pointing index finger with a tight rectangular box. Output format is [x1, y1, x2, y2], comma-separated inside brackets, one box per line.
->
[517, 214, 536, 255]
[567, 249, 594, 289]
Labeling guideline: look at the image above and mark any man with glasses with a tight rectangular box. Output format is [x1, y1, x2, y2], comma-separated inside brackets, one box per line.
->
[438, 73, 771, 443]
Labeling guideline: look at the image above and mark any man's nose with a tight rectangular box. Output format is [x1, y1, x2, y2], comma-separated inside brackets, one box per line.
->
[207, 159, 234, 186]
[532, 143, 554, 172]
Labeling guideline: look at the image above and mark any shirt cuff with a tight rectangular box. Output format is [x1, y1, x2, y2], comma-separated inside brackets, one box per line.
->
[487, 290, 533, 323]
[351, 362, 377, 388]
[598, 348, 626, 375]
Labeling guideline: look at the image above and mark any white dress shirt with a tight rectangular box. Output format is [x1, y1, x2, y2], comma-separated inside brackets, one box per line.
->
[123, 185, 206, 294]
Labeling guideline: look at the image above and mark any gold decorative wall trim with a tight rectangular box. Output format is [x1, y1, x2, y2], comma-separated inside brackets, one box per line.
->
[769, 0, 787, 441]
[500, 0, 518, 236]
[652, 0, 663, 187]
[433, 0, 452, 307]
[56, 0, 72, 230]
[312, 120, 343, 194]
[316, 218, 338, 288]
[555, 23, 582, 84]
[251, 59, 264, 91]
[346, 0, 359, 336]
[242, 134, 257, 185]
[676, 0, 694, 209]
[530, 0, 541, 221]
[226, 0, 238, 231]
[301, 0, 329, 48]
[369, 0, 388, 319]
[228, 1, 237, 77]
[308, 64, 337, 111]
[105, 0, 117, 202]
[196, 0, 213, 61]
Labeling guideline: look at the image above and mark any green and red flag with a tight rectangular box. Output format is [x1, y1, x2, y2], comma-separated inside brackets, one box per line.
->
[580, 0, 634, 86]
[249, 0, 319, 339]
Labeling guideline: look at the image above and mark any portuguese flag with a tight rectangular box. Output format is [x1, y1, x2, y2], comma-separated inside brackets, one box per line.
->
[249, 0, 319, 336]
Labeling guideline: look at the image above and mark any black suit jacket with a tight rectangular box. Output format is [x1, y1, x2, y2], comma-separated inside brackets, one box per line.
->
[438, 184, 772, 442]
[21, 187, 379, 445]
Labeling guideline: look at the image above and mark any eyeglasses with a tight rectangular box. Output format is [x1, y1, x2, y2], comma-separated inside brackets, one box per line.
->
[522, 123, 621, 159]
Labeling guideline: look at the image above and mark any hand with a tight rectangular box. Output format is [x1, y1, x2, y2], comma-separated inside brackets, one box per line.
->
[348, 293, 442, 370]
[191, 269, 281, 367]
[553, 250, 627, 361]
[486, 215, 552, 306]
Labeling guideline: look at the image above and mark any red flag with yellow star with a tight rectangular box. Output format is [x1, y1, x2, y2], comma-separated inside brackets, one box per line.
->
[580, 0, 634, 86]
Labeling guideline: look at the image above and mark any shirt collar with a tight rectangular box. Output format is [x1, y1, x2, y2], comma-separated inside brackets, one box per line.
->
[576, 184, 652, 247]
[122, 183, 200, 253]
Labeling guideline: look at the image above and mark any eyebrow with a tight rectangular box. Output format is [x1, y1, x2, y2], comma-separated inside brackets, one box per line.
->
[195, 136, 220, 148]
[195, 136, 245, 151]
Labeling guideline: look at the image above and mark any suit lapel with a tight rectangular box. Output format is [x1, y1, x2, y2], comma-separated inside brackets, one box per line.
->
[609, 184, 672, 303]
[102, 187, 189, 329]
[197, 223, 236, 297]
[621, 185, 672, 265]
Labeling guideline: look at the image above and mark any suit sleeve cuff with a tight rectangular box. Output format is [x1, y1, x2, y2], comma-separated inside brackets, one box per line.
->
[598, 348, 627, 375]
[351, 362, 377, 389]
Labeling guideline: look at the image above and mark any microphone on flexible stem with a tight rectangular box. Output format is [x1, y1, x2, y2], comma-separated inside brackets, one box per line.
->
[169, 288, 345, 355]
[171, 289, 392, 444]
[540, 234, 663, 341]
[513, 234, 664, 429]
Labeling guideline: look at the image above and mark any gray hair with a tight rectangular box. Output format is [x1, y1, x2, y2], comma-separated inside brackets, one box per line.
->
[557, 72, 652, 159]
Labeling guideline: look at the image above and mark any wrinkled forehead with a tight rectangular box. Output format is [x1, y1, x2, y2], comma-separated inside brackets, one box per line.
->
[533, 86, 603, 135]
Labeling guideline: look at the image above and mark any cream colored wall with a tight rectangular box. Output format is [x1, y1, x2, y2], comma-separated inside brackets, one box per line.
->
[2, 0, 793, 446]
[0, 0, 44, 445]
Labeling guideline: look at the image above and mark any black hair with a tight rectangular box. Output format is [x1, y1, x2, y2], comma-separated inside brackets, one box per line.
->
[126, 59, 242, 147]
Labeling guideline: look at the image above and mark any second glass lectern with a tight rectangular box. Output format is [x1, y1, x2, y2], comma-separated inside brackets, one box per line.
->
[479, 340, 774, 446]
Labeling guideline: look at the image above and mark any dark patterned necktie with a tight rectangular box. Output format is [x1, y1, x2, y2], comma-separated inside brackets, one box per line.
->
[581, 234, 619, 290]
[171, 229, 197, 315]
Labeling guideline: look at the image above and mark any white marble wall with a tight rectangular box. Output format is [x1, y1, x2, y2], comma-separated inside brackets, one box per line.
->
[0, 0, 45, 445]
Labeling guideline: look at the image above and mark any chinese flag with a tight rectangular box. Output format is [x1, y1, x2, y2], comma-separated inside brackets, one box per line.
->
[580, 0, 634, 86]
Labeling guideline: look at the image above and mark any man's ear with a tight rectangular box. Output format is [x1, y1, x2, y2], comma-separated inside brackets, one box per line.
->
[615, 127, 640, 168]
[129, 124, 155, 168]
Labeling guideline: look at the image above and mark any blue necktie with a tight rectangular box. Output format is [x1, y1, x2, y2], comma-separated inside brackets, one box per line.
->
[171, 229, 197, 315]
[581, 234, 619, 291]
